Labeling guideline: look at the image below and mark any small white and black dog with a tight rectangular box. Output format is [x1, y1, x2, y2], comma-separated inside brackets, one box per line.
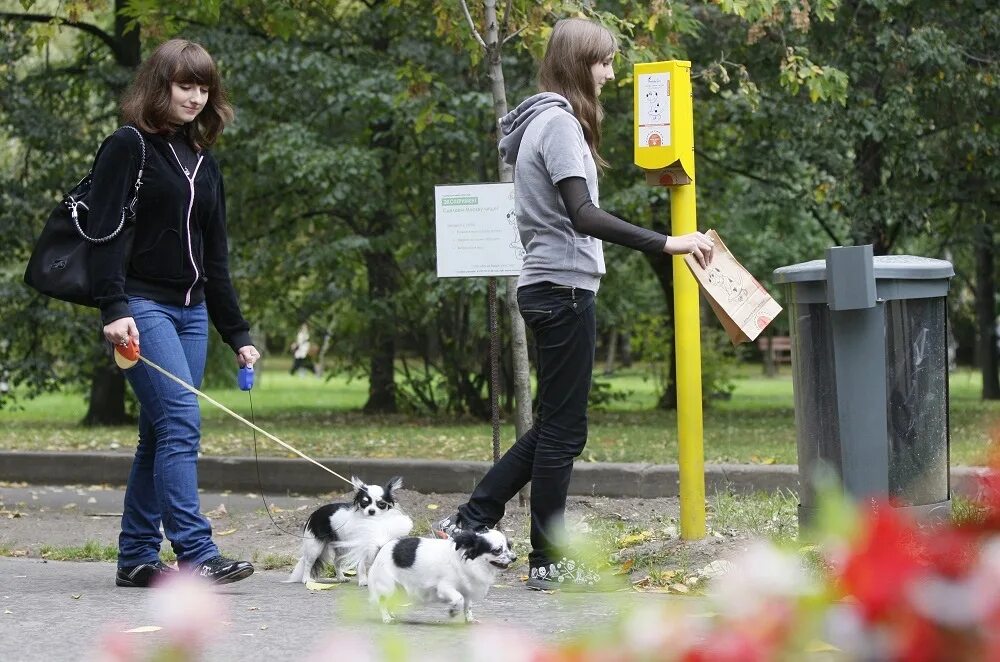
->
[368, 528, 516, 624]
[287, 476, 412, 587]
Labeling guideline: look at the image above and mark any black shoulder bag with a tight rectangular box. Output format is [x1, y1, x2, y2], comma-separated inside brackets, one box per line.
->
[23, 125, 147, 308]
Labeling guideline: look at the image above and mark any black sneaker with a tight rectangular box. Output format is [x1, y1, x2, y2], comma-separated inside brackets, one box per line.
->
[116, 560, 178, 588]
[430, 513, 490, 539]
[525, 558, 609, 592]
[430, 513, 464, 539]
[192, 556, 254, 585]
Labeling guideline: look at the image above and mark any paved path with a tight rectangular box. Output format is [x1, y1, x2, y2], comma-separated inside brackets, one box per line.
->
[0, 557, 686, 662]
[0, 483, 696, 661]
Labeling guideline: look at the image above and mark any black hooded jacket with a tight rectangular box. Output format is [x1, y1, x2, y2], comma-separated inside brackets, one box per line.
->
[88, 126, 251, 351]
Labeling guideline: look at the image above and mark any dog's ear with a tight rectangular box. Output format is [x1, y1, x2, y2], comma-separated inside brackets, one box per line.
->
[451, 529, 478, 555]
[385, 476, 403, 496]
[452, 530, 489, 560]
[350, 476, 366, 492]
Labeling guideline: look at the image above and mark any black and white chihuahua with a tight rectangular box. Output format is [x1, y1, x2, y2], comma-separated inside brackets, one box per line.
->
[287, 476, 412, 587]
[368, 528, 516, 623]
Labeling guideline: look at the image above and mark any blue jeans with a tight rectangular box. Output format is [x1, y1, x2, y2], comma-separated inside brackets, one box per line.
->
[458, 282, 597, 567]
[118, 296, 218, 567]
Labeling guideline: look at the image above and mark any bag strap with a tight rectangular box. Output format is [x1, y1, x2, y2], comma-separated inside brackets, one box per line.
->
[71, 125, 147, 244]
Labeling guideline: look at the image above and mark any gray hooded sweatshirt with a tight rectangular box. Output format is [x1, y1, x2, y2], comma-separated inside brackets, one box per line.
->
[499, 92, 605, 292]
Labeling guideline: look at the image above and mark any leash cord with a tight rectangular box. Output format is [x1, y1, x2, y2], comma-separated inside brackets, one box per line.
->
[248, 390, 309, 539]
[135, 354, 354, 487]
[130, 352, 364, 541]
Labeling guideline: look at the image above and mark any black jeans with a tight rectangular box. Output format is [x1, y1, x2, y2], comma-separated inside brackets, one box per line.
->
[458, 282, 596, 567]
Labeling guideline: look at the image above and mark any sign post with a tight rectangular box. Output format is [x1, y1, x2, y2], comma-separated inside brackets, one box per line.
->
[634, 61, 706, 540]
[435, 183, 520, 463]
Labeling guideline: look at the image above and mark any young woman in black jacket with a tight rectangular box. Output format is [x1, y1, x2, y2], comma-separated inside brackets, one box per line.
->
[89, 39, 259, 587]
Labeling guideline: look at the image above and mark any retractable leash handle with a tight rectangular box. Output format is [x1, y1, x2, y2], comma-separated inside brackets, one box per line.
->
[114, 337, 140, 370]
[238, 366, 254, 391]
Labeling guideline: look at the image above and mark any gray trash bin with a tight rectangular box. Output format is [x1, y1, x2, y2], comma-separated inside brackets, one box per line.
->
[773, 246, 954, 526]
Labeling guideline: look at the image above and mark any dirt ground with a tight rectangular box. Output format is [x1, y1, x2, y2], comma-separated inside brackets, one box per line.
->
[0, 483, 751, 590]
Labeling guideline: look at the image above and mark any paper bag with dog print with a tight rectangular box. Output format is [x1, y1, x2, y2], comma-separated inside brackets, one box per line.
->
[683, 229, 782, 345]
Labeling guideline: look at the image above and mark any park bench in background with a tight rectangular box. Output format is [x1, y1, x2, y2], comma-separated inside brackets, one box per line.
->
[758, 335, 792, 375]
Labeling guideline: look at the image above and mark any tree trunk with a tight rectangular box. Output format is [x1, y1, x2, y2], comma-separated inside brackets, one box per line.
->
[363, 248, 398, 413]
[82, 332, 131, 426]
[644, 251, 678, 410]
[855, 135, 890, 253]
[975, 219, 1000, 400]
[480, 0, 532, 440]
[83, 1, 141, 426]
[621, 333, 633, 367]
[113, 0, 140, 68]
[603, 328, 618, 375]
[762, 330, 777, 377]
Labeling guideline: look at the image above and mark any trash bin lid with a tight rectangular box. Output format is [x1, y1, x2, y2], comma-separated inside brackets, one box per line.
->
[773, 255, 954, 284]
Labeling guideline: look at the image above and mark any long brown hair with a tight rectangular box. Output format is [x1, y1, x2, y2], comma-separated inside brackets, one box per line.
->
[538, 18, 618, 170]
[120, 39, 234, 149]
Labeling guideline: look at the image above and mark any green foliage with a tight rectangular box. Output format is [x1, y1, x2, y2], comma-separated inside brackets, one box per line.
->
[2, 0, 996, 421]
[39, 540, 118, 562]
[631, 312, 738, 406]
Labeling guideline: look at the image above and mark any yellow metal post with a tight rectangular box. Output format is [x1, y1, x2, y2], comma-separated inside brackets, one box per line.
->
[633, 60, 706, 540]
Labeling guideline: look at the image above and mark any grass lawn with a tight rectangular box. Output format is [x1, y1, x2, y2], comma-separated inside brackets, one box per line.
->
[0, 361, 997, 466]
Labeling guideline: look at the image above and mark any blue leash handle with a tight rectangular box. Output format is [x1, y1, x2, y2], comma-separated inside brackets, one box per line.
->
[238, 366, 255, 391]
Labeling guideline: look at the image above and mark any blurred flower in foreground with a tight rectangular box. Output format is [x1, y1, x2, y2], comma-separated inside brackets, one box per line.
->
[148, 573, 227, 653]
[95, 573, 227, 662]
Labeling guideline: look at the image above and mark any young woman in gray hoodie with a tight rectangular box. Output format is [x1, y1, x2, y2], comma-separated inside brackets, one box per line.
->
[434, 17, 714, 590]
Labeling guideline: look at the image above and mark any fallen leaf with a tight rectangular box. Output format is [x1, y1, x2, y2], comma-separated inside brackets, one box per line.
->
[203, 504, 228, 519]
[62, 503, 77, 510]
[71, 594, 82, 600]
[669, 583, 690, 594]
[426, 504, 439, 510]
[124, 626, 162, 633]
[616, 559, 635, 575]
[216, 528, 238, 536]
[805, 640, 840, 653]
[618, 530, 654, 547]
[259, 625, 268, 631]
[247, 607, 260, 611]
[87, 497, 97, 504]
[305, 581, 340, 591]
[4, 609, 12, 615]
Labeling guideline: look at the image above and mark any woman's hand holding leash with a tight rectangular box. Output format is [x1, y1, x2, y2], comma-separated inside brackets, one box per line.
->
[103, 317, 140, 350]
[664, 232, 715, 268]
[237, 345, 260, 368]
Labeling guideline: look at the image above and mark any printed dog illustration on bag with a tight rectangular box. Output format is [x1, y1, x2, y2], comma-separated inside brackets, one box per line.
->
[707, 266, 749, 305]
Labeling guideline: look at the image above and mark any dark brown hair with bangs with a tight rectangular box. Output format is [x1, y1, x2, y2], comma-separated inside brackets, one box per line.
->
[120, 39, 234, 149]
[538, 18, 618, 170]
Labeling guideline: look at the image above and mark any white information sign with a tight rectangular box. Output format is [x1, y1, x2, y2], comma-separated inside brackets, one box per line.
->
[637, 72, 671, 147]
[435, 183, 522, 278]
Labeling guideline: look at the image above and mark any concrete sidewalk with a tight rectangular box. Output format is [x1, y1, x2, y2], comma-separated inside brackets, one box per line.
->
[0, 450, 988, 498]
[0, 481, 692, 662]
[0, 557, 682, 662]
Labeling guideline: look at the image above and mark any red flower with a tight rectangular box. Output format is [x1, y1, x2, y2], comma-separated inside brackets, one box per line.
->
[681, 630, 769, 662]
[838, 504, 926, 622]
[921, 527, 979, 578]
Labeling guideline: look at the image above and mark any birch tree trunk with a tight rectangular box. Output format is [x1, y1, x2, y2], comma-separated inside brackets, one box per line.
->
[475, 0, 534, 439]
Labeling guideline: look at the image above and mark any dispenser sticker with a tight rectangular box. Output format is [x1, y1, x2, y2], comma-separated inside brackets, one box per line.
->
[638, 73, 670, 146]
